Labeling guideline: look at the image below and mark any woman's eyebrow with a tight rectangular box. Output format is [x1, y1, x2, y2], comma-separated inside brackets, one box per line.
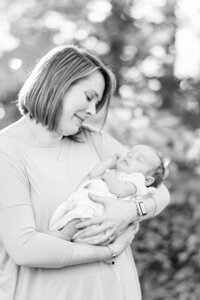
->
[89, 89, 99, 98]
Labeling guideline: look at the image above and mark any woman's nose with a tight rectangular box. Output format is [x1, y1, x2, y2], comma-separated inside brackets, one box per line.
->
[86, 100, 97, 117]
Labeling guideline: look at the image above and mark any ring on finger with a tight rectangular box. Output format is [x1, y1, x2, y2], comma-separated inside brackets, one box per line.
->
[104, 232, 112, 242]
[104, 231, 109, 239]
[108, 236, 113, 243]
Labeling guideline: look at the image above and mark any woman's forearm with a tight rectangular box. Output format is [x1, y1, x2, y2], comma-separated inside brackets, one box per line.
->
[67, 242, 110, 266]
[13, 231, 110, 268]
[0, 205, 111, 268]
[73, 184, 171, 244]
[152, 183, 170, 216]
[19, 232, 110, 268]
[126, 183, 170, 223]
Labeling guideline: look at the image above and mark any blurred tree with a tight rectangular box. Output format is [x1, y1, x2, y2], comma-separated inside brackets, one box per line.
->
[1, 0, 200, 299]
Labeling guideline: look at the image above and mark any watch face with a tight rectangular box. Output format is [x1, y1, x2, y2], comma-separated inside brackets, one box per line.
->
[138, 201, 148, 216]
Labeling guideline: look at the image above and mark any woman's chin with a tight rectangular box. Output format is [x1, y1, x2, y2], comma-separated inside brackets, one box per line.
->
[59, 126, 80, 137]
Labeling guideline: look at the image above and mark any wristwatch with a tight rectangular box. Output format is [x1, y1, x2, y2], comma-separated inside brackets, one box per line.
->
[133, 199, 148, 221]
[136, 200, 148, 216]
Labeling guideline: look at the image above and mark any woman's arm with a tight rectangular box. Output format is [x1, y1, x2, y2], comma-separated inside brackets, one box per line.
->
[0, 144, 131, 268]
[0, 205, 134, 268]
[139, 183, 170, 219]
[75, 131, 170, 245]
[75, 183, 170, 245]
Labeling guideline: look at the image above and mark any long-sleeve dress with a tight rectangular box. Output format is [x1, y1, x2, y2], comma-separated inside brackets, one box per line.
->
[0, 127, 141, 300]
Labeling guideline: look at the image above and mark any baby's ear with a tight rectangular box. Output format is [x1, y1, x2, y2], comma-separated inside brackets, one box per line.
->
[145, 176, 154, 187]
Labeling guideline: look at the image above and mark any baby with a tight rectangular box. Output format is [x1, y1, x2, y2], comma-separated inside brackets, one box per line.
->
[49, 144, 167, 242]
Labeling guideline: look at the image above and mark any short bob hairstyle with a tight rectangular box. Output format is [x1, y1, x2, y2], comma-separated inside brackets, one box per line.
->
[18, 45, 116, 132]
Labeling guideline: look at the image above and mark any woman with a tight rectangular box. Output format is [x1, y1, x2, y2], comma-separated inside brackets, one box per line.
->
[0, 45, 170, 300]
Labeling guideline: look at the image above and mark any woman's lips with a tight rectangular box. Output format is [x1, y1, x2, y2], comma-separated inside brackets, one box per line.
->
[75, 115, 84, 124]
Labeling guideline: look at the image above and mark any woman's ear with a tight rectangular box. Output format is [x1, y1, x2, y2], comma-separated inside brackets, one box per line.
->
[145, 176, 154, 187]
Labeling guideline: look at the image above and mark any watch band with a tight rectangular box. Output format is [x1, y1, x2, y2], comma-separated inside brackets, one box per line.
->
[132, 198, 148, 222]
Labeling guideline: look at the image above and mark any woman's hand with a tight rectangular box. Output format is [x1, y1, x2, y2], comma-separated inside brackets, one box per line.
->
[75, 193, 138, 245]
[110, 223, 137, 256]
[104, 223, 137, 264]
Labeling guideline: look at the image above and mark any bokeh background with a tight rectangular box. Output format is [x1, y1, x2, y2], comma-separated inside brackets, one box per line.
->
[1, 0, 200, 299]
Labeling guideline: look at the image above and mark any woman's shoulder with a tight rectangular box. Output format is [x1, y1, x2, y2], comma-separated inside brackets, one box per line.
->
[0, 118, 24, 139]
[0, 133, 17, 151]
[0, 119, 26, 154]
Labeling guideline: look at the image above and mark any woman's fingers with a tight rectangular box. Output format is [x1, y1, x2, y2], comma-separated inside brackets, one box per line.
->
[86, 225, 137, 249]
[126, 224, 137, 243]
[75, 222, 118, 242]
[76, 223, 108, 238]
[75, 216, 103, 229]
[80, 230, 116, 246]
[82, 235, 111, 246]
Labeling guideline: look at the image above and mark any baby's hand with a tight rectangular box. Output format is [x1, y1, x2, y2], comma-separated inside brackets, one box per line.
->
[111, 153, 120, 163]
[47, 219, 81, 241]
[102, 154, 120, 171]
[60, 219, 80, 240]
[102, 168, 118, 184]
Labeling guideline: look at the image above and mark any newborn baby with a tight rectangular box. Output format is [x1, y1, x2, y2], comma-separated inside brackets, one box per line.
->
[49, 144, 166, 242]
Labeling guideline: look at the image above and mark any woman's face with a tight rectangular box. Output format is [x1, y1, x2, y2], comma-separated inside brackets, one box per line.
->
[58, 71, 105, 136]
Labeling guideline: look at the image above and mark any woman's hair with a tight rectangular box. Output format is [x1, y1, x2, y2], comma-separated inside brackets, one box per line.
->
[17, 45, 116, 133]
[150, 151, 169, 188]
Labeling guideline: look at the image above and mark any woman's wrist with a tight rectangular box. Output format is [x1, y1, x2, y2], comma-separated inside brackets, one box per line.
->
[98, 245, 112, 261]
[126, 200, 140, 223]
[107, 244, 117, 258]
[130, 195, 157, 222]
[138, 195, 157, 220]
[103, 244, 116, 265]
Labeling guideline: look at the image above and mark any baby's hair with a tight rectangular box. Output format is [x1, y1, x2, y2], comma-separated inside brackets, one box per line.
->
[150, 150, 169, 188]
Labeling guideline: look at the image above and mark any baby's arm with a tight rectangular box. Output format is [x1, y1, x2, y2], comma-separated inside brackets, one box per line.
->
[89, 154, 118, 179]
[47, 219, 80, 241]
[102, 170, 137, 197]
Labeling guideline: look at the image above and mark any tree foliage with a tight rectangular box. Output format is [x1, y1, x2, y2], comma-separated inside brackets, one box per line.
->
[0, 0, 200, 299]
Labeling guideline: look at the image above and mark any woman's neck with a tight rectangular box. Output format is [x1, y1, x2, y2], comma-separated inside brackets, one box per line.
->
[23, 115, 63, 147]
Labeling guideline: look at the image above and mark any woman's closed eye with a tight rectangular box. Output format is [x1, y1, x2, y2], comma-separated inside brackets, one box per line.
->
[85, 91, 102, 109]
[85, 92, 94, 102]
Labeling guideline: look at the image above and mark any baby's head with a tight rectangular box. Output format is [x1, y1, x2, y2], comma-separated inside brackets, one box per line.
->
[116, 144, 166, 188]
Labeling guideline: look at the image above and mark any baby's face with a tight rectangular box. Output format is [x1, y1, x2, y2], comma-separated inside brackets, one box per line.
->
[116, 145, 160, 175]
